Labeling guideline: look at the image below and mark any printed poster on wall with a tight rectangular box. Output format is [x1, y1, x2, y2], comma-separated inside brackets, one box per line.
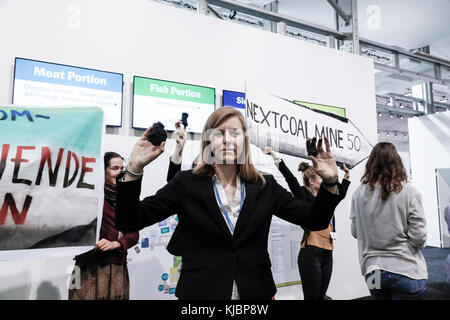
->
[132, 76, 215, 133]
[0, 105, 104, 259]
[13, 57, 123, 127]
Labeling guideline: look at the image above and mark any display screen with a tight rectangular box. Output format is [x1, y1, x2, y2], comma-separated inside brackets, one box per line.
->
[132, 76, 215, 133]
[13, 57, 123, 127]
[293, 100, 347, 118]
[222, 89, 245, 117]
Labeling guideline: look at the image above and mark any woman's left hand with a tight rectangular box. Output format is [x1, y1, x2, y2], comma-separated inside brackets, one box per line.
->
[308, 137, 338, 184]
[341, 163, 350, 180]
[95, 239, 121, 251]
[174, 120, 187, 148]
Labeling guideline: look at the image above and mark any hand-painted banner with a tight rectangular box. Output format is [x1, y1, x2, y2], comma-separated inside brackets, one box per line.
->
[245, 88, 373, 168]
[0, 106, 104, 253]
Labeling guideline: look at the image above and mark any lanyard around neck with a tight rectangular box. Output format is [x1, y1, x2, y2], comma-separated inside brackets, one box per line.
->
[213, 180, 245, 233]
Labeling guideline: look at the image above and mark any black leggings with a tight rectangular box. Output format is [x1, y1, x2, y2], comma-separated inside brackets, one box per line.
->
[298, 245, 333, 300]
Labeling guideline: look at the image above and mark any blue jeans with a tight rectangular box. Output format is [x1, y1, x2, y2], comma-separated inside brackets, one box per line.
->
[364, 270, 426, 300]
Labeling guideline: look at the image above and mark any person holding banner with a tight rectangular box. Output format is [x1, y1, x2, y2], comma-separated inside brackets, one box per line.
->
[262, 146, 350, 300]
[69, 152, 139, 300]
[115, 107, 345, 300]
[350, 142, 427, 300]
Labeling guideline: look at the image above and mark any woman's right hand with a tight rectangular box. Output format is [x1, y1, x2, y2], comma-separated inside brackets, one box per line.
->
[308, 137, 338, 193]
[261, 146, 272, 155]
[174, 120, 187, 149]
[128, 125, 166, 173]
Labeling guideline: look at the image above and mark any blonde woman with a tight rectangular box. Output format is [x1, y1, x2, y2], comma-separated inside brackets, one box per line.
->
[115, 107, 344, 300]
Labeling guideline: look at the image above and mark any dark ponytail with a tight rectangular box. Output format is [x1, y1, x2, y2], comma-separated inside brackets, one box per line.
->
[298, 162, 317, 187]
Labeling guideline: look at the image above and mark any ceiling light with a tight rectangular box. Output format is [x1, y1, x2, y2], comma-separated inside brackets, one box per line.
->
[378, 112, 382, 117]
[387, 74, 413, 82]
[389, 114, 394, 118]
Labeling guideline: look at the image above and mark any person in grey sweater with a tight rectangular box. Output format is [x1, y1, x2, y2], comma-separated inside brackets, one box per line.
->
[350, 142, 427, 300]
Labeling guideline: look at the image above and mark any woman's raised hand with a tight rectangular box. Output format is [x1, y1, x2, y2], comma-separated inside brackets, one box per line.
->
[308, 137, 338, 185]
[127, 125, 166, 173]
[174, 120, 187, 149]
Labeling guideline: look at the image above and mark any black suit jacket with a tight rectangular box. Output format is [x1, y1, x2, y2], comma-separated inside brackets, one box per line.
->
[115, 169, 344, 300]
[277, 159, 350, 236]
[166, 160, 184, 256]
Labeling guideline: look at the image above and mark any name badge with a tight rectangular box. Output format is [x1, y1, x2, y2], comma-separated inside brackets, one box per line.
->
[330, 232, 338, 240]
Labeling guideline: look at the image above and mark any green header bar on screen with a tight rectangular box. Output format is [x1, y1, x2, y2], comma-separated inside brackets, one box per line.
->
[294, 100, 346, 118]
[134, 76, 215, 105]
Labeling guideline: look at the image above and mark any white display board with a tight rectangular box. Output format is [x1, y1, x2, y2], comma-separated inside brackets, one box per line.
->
[409, 111, 450, 248]
[13, 58, 123, 127]
[132, 76, 215, 133]
[250, 145, 304, 287]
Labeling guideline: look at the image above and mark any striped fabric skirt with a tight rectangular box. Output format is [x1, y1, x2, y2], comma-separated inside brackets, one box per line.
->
[68, 261, 130, 300]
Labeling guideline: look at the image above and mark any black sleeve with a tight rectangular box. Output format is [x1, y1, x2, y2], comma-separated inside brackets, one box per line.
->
[339, 179, 351, 197]
[277, 159, 307, 199]
[272, 177, 345, 231]
[167, 159, 182, 182]
[115, 173, 182, 233]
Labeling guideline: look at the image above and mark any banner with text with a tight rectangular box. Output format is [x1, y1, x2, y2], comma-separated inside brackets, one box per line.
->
[246, 89, 373, 168]
[0, 106, 104, 255]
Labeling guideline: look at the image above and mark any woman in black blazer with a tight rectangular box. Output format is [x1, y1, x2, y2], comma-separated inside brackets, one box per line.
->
[115, 107, 344, 300]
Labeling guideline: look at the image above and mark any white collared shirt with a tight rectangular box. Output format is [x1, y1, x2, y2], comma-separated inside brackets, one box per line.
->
[212, 174, 245, 234]
[212, 173, 246, 300]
